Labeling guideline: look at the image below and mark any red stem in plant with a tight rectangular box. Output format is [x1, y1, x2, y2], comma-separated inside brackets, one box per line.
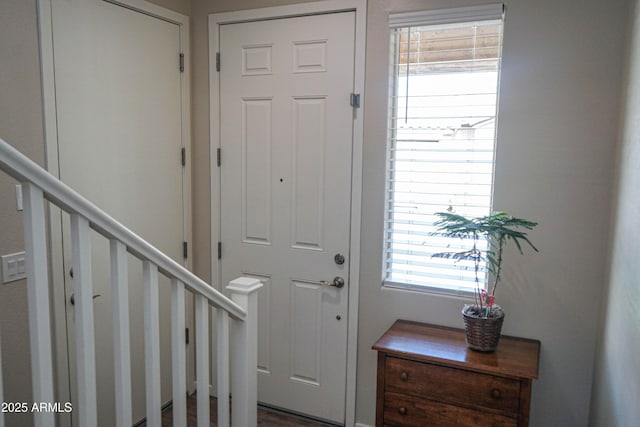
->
[472, 231, 483, 312]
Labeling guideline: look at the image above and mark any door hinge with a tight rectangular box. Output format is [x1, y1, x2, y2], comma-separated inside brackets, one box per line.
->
[216, 52, 220, 72]
[217, 147, 221, 167]
[185, 327, 189, 345]
[181, 147, 186, 166]
[183, 241, 188, 259]
[179, 53, 185, 72]
[350, 93, 360, 109]
[217, 241, 222, 260]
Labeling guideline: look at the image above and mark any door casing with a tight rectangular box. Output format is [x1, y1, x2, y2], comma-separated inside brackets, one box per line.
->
[37, 1, 192, 426]
[209, 1, 366, 425]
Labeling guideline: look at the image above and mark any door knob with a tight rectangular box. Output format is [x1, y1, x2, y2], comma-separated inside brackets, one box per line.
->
[321, 276, 345, 288]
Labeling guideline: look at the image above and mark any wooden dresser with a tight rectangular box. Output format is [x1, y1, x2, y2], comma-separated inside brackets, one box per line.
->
[373, 320, 540, 427]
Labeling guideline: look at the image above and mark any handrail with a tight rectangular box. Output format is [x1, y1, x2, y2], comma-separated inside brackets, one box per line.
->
[0, 137, 245, 320]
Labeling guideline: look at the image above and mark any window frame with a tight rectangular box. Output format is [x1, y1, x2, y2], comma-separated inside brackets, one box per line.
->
[382, 5, 505, 295]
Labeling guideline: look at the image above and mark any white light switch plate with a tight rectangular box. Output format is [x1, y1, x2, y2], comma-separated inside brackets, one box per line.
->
[1, 251, 27, 284]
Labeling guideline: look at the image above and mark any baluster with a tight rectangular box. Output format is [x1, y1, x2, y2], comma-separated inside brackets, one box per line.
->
[22, 183, 55, 427]
[70, 214, 97, 427]
[195, 294, 210, 427]
[143, 261, 161, 426]
[228, 277, 263, 427]
[110, 240, 132, 427]
[217, 309, 230, 427]
[171, 279, 187, 427]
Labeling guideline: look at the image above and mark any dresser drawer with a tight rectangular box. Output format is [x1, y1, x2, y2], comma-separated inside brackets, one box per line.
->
[384, 391, 518, 427]
[385, 357, 521, 416]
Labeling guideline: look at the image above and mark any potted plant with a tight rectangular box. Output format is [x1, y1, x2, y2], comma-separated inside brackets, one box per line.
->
[432, 211, 538, 352]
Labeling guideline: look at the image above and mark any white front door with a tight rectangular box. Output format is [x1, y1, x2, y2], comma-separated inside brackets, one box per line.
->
[219, 12, 356, 424]
[49, 1, 187, 425]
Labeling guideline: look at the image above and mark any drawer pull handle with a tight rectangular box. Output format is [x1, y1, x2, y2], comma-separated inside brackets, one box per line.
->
[400, 371, 409, 381]
[398, 407, 407, 416]
[491, 388, 502, 399]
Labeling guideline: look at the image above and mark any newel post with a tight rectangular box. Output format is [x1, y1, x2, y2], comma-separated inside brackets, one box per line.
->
[227, 277, 262, 427]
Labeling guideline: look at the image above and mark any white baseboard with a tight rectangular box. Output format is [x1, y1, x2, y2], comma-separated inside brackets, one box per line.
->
[354, 423, 373, 427]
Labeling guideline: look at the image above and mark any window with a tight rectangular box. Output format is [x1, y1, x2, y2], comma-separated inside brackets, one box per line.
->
[383, 5, 505, 294]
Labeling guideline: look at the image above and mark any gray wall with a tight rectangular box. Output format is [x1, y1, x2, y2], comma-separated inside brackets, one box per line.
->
[0, 1, 188, 425]
[0, 0, 44, 426]
[0, 0, 633, 426]
[190, 0, 628, 425]
[590, 0, 640, 425]
[0, 1, 45, 425]
[191, 0, 628, 425]
[357, 0, 626, 425]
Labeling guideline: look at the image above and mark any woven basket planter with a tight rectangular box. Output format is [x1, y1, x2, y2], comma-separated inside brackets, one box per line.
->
[462, 306, 505, 352]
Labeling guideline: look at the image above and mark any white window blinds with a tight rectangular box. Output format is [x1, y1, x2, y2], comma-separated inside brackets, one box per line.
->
[383, 8, 504, 293]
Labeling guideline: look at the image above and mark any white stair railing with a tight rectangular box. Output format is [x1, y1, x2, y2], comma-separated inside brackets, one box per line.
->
[0, 137, 261, 427]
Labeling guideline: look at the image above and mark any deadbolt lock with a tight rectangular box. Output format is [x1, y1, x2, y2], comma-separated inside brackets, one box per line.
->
[334, 253, 345, 265]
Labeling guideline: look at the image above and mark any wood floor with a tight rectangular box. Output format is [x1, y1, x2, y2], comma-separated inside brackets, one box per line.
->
[157, 394, 333, 426]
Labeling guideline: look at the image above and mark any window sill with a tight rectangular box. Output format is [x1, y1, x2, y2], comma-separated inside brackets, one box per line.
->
[382, 280, 477, 300]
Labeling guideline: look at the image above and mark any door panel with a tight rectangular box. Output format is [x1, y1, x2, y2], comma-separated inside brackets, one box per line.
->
[290, 279, 323, 384]
[242, 99, 273, 245]
[292, 96, 327, 250]
[50, 1, 186, 425]
[219, 12, 355, 424]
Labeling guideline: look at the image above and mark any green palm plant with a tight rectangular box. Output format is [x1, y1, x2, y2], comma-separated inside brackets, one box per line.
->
[432, 211, 538, 317]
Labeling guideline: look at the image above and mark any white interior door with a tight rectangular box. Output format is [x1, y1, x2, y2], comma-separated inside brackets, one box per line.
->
[219, 12, 356, 424]
[50, 1, 187, 425]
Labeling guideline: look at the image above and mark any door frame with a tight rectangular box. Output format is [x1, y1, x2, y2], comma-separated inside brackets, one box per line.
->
[37, 1, 192, 425]
[209, 1, 366, 424]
